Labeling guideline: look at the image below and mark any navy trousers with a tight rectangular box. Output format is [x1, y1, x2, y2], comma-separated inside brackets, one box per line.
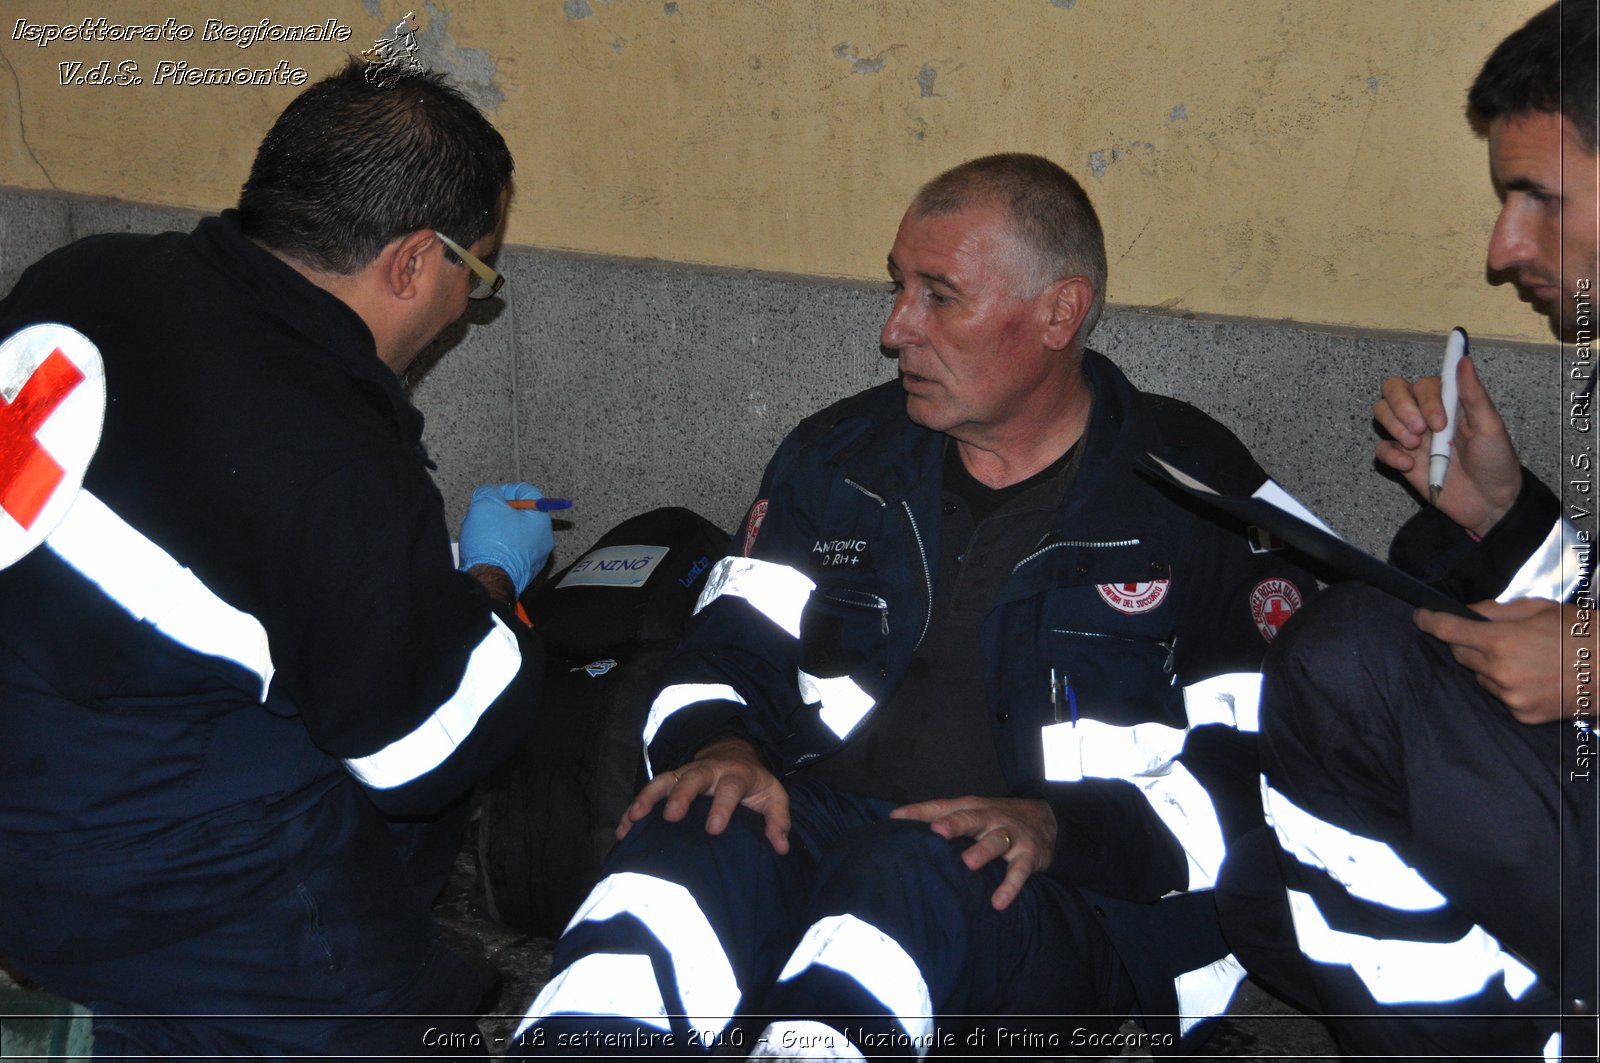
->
[1252, 584, 1594, 1061]
[514, 776, 1132, 1058]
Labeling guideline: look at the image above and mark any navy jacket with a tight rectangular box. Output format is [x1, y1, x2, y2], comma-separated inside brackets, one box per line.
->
[0, 215, 541, 964]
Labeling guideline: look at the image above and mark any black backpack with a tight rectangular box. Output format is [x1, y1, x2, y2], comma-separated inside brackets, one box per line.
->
[477, 507, 731, 936]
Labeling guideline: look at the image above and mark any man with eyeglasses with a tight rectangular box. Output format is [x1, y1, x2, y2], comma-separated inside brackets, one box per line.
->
[0, 60, 550, 1057]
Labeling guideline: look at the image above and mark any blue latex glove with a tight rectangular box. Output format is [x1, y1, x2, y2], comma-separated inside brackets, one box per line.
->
[459, 483, 554, 596]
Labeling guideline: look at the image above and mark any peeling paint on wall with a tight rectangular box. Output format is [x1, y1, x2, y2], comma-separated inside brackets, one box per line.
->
[417, 1, 505, 109]
[565, 0, 593, 18]
[833, 42, 896, 76]
[1049, 0, 1078, 9]
[1366, 76, 1380, 93]
[916, 64, 937, 97]
[664, 2, 679, 13]
[1089, 150, 1108, 179]
[1169, 103, 1187, 122]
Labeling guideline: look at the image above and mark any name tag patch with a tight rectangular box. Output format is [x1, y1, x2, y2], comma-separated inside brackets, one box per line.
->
[557, 545, 669, 588]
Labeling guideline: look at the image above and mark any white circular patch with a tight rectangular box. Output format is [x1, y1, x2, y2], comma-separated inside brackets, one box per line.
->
[1096, 579, 1171, 614]
[0, 323, 106, 569]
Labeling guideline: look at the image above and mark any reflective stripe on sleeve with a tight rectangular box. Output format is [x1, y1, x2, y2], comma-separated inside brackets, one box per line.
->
[45, 490, 274, 697]
[553, 872, 740, 1045]
[513, 953, 671, 1039]
[1182, 672, 1262, 733]
[1263, 783, 1447, 911]
[1286, 888, 1539, 1005]
[749, 1021, 867, 1061]
[1174, 953, 1247, 1036]
[1544, 1032, 1562, 1062]
[798, 670, 876, 740]
[693, 556, 815, 637]
[642, 683, 746, 752]
[776, 914, 935, 1051]
[1497, 517, 1587, 603]
[343, 612, 521, 789]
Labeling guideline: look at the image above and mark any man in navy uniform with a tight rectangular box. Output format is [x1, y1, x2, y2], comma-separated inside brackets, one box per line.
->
[0, 61, 552, 1057]
[514, 153, 1310, 1057]
[1244, 3, 1597, 1059]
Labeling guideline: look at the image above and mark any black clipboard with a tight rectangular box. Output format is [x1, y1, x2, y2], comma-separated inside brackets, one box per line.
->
[1137, 453, 1482, 620]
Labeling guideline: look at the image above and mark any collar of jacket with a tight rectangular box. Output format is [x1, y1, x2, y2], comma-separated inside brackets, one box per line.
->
[190, 212, 432, 466]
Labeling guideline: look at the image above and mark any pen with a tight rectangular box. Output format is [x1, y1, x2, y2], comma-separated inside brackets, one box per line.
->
[507, 498, 573, 511]
[1428, 327, 1468, 506]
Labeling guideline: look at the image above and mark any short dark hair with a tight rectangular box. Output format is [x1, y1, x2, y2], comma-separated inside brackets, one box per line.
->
[910, 153, 1109, 338]
[238, 59, 513, 274]
[1469, 0, 1598, 152]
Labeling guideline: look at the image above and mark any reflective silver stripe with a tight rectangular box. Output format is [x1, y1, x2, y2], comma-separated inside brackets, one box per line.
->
[693, 556, 814, 637]
[642, 682, 746, 764]
[514, 953, 671, 1039]
[559, 872, 739, 1044]
[1040, 718, 1187, 782]
[749, 1021, 867, 1061]
[776, 914, 935, 1052]
[1174, 953, 1247, 1036]
[798, 670, 876, 739]
[1544, 1032, 1562, 1062]
[1286, 888, 1538, 1005]
[1183, 672, 1262, 733]
[45, 490, 274, 698]
[1040, 718, 1226, 887]
[343, 613, 520, 789]
[1497, 517, 1587, 603]
[1264, 783, 1447, 911]
[1134, 762, 1226, 890]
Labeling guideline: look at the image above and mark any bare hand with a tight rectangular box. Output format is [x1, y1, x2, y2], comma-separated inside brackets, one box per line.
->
[1414, 598, 1588, 725]
[890, 796, 1056, 911]
[1373, 356, 1521, 537]
[616, 735, 791, 854]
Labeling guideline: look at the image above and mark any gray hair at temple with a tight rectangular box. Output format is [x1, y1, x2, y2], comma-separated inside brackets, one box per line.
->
[910, 153, 1109, 340]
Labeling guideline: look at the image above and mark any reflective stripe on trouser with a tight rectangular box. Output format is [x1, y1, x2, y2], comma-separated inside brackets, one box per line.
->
[1257, 584, 1583, 1059]
[510, 777, 1131, 1058]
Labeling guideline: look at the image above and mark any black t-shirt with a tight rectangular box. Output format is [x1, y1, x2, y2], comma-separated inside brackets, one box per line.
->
[802, 437, 1083, 803]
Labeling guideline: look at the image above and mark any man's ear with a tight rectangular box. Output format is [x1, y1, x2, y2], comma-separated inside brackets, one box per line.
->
[383, 229, 440, 301]
[1041, 275, 1095, 352]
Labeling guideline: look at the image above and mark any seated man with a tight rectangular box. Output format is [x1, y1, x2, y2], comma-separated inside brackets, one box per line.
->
[1243, 3, 1597, 1059]
[514, 153, 1311, 1058]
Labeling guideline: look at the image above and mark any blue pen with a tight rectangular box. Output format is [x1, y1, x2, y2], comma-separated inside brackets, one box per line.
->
[508, 498, 573, 511]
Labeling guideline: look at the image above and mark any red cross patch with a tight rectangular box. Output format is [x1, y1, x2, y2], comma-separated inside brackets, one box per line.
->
[1250, 577, 1303, 641]
[742, 498, 769, 557]
[0, 324, 106, 568]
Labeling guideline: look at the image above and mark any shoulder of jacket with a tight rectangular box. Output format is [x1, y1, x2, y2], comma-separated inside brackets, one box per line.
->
[786, 379, 907, 455]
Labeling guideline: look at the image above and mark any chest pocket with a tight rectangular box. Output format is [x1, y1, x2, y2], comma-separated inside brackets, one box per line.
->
[1014, 550, 1183, 731]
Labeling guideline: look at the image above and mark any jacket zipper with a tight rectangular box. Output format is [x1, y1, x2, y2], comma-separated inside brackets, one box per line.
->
[1012, 537, 1142, 576]
[842, 478, 933, 651]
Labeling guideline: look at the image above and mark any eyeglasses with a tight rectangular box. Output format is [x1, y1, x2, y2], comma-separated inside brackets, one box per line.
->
[433, 230, 505, 300]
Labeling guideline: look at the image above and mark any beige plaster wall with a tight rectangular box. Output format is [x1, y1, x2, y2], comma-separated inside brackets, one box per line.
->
[0, 0, 1553, 343]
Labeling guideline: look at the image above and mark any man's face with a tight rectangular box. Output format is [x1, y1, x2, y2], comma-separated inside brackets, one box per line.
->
[1486, 111, 1599, 339]
[880, 203, 1060, 444]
